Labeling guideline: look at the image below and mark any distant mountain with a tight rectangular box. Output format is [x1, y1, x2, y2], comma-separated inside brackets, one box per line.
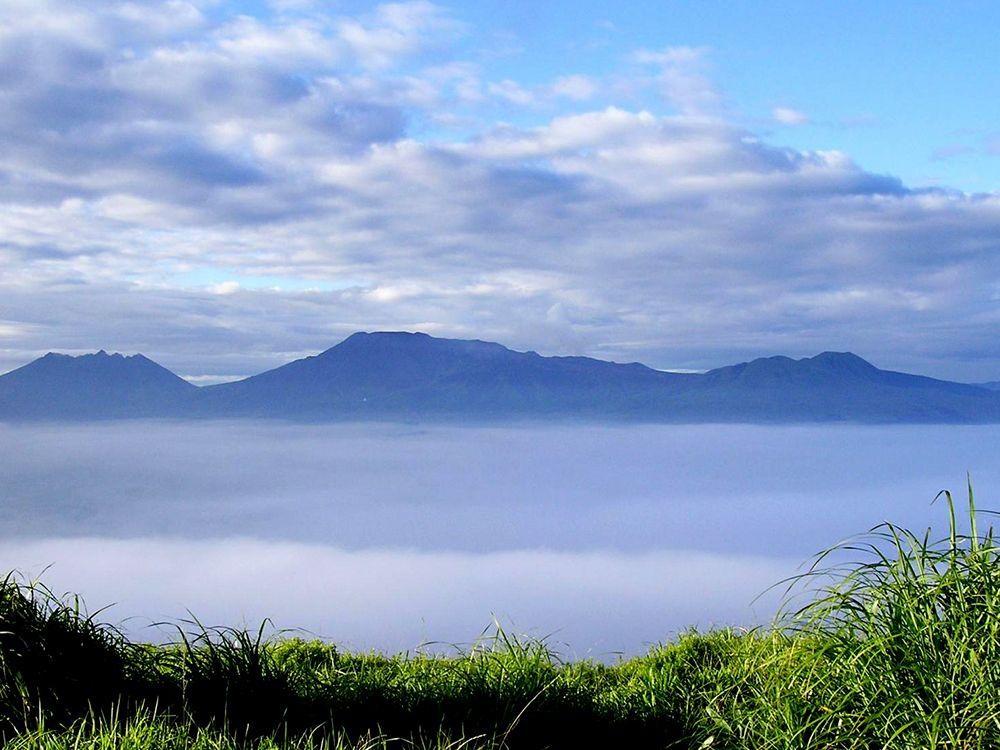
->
[688, 351, 1000, 422]
[195, 331, 689, 419]
[976, 381, 1000, 392]
[0, 350, 196, 419]
[2, 332, 1000, 423]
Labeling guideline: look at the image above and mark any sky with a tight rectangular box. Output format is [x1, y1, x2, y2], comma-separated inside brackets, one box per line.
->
[0, 0, 998, 382]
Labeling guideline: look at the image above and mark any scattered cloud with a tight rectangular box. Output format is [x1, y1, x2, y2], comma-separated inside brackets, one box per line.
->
[487, 78, 534, 106]
[631, 45, 722, 115]
[631, 45, 707, 67]
[335, 1, 464, 70]
[772, 106, 810, 126]
[549, 74, 598, 101]
[209, 280, 241, 295]
[484, 74, 603, 109]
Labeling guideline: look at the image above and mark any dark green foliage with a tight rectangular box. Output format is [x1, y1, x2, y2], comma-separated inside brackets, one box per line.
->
[3, 484, 1000, 748]
[0, 574, 154, 733]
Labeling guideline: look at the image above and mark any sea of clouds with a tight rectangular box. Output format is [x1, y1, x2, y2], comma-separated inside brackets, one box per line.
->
[1, 421, 996, 654]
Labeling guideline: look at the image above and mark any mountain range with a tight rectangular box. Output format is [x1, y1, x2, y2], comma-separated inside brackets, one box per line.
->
[1, 331, 999, 423]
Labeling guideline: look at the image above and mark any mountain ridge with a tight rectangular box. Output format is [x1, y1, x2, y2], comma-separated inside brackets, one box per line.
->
[0, 348, 196, 419]
[2, 331, 999, 423]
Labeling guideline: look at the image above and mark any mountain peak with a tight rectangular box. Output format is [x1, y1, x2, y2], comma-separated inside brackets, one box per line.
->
[338, 331, 432, 346]
[324, 331, 513, 359]
[807, 351, 878, 373]
[810, 351, 873, 365]
[36, 350, 153, 367]
[6, 349, 193, 388]
[0, 349, 195, 419]
[705, 350, 880, 385]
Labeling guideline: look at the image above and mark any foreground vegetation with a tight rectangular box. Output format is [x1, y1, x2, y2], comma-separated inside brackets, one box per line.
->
[3, 485, 999, 749]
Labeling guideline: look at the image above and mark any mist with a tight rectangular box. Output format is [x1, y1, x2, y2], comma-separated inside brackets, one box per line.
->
[0, 538, 793, 657]
[1, 421, 997, 654]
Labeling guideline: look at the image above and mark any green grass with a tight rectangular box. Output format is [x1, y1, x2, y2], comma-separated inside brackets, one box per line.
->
[3, 483, 999, 748]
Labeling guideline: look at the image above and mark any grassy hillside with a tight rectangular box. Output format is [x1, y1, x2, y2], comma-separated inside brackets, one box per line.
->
[2, 486, 998, 749]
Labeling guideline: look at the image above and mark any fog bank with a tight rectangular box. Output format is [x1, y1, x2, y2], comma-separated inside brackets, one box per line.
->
[1, 422, 996, 555]
[0, 537, 794, 656]
[1, 421, 996, 653]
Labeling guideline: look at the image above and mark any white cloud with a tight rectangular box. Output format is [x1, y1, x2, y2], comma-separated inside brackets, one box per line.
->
[2, 420, 991, 650]
[631, 45, 708, 67]
[116, 1, 206, 35]
[773, 106, 810, 126]
[487, 74, 599, 108]
[0, 321, 31, 338]
[336, 1, 463, 70]
[549, 74, 598, 101]
[0, 536, 792, 652]
[215, 15, 339, 67]
[179, 373, 245, 384]
[462, 107, 658, 158]
[631, 46, 721, 115]
[209, 280, 241, 295]
[488, 78, 534, 106]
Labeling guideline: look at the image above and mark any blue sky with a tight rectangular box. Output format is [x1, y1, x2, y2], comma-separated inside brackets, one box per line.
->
[0, 0, 998, 381]
[234, 0, 1000, 191]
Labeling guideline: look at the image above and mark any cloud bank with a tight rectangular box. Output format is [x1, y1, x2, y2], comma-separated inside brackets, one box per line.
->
[1, 1, 998, 380]
[0, 536, 793, 655]
[3, 421, 995, 556]
[2, 420, 995, 652]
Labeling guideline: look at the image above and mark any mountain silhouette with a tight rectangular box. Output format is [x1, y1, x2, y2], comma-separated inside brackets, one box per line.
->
[0, 350, 195, 419]
[2, 332, 999, 423]
[195, 331, 687, 418]
[687, 351, 998, 421]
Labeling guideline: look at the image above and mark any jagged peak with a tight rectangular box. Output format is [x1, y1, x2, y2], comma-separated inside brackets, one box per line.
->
[706, 350, 879, 380]
[39, 350, 149, 364]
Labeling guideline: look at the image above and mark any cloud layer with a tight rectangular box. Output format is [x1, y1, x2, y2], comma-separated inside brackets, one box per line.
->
[1, 1, 998, 380]
[4, 421, 994, 555]
[0, 536, 793, 655]
[2, 420, 996, 652]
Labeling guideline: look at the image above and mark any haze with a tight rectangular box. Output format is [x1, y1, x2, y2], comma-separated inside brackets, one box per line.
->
[1, 421, 996, 654]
